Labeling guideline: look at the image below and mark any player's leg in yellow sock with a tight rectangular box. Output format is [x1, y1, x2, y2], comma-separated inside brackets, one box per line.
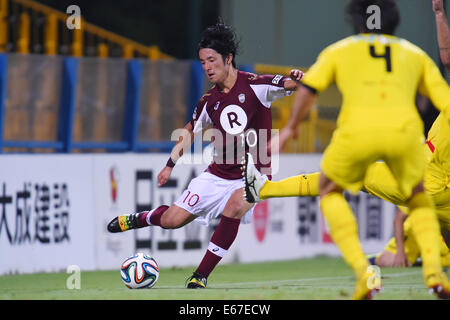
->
[320, 192, 369, 281]
[441, 252, 450, 267]
[440, 237, 450, 267]
[439, 236, 450, 254]
[407, 191, 443, 285]
[260, 172, 320, 200]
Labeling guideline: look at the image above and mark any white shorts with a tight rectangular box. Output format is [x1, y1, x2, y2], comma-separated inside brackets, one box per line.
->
[174, 171, 255, 226]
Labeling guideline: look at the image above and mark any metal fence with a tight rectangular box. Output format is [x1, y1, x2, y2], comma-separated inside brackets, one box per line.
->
[0, 0, 171, 59]
[0, 53, 197, 153]
[0, 53, 346, 154]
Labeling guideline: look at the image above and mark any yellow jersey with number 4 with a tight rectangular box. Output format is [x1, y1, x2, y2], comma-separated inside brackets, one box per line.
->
[302, 33, 450, 131]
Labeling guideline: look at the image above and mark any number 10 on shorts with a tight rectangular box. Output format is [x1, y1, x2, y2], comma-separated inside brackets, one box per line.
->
[183, 191, 200, 207]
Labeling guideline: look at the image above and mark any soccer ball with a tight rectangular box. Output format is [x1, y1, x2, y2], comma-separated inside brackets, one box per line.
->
[120, 252, 159, 289]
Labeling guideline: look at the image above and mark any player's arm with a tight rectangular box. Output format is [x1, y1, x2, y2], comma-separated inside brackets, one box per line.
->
[273, 46, 335, 153]
[250, 70, 303, 104]
[392, 209, 411, 267]
[433, 0, 450, 71]
[418, 53, 450, 118]
[283, 69, 304, 91]
[285, 85, 317, 131]
[157, 122, 194, 187]
[271, 85, 317, 153]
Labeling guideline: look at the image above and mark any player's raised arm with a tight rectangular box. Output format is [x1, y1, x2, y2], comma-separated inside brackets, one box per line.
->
[273, 43, 335, 153]
[285, 84, 317, 132]
[158, 121, 195, 187]
[418, 53, 450, 118]
[433, 0, 450, 71]
[271, 85, 317, 153]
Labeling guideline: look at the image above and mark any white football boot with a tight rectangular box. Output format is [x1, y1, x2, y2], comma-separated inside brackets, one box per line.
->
[242, 152, 268, 203]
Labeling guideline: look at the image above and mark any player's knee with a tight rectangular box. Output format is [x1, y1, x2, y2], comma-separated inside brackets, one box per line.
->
[159, 214, 172, 229]
[319, 174, 343, 198]
[223, 200, 246, 219]
[376, 252, 394, 267]
[410, 183, 425, 196]
[160, 212, 182, 229]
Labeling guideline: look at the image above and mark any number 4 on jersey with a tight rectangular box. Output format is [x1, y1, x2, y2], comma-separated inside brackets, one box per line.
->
[369, 45, 392, 72]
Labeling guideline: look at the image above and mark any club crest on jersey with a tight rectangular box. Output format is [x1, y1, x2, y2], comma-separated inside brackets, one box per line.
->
[238, 93, 245, 103]
[247, 72, 258, 80]
[214, 101, 220, 110]
[220, 104, 248, 135]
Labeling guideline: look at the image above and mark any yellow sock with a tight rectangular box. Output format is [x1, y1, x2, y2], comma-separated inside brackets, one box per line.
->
[320, 192, 368, 279]
[440, 238, 450, 256]
[440, 239, 450, 267]
[407, 192, 442, 284]
[441, 253, 450, 267]
[260, 172, 320, 199]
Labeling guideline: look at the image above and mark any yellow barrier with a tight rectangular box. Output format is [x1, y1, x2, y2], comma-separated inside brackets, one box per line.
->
[0, 0, 8, 52]
[44, 13, 58, 55]
[97, 43, 108, 58]
[4, 0, 172, 59]
[71, 19, 83, 57]
[254, 63, 341, 153]
[17, 12, 30, 54]
[254, 64, 315, 153]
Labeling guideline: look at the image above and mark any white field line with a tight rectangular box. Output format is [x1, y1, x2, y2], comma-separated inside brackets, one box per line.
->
[157, 270, 423, 289]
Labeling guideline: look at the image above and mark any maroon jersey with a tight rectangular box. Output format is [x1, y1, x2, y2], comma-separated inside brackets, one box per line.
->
[190, 71, 292, 180]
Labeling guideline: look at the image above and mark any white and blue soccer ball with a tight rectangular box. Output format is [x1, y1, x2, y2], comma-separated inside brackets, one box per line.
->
[120, 252, 159, 289]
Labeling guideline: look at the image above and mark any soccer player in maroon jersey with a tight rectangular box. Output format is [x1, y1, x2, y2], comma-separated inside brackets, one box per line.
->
[107, 22, 303, 288]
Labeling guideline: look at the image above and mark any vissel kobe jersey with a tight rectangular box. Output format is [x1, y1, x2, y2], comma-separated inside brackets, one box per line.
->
[190, 71, 292, 180]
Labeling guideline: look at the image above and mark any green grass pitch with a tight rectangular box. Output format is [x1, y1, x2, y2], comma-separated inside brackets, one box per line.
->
[0, 256, 447, 300]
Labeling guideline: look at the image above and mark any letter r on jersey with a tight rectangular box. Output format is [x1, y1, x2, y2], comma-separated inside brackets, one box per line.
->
[227, 112, 241, 128]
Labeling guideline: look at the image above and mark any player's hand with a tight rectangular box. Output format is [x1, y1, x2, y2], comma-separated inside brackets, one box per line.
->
[289, 69, 304, 82]
[279, 126, 298, 148]
[392, 251, 411, 268]
[269, 126, 298, 154]
[433, 0, 444, 14]
[157, 166, 173, 187]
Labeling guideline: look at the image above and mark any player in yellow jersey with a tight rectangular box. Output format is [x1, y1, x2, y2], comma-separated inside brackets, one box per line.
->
[372, 209, 450, 268]
[243, 114, 450, 267]
[358, 0, 450, 267]
[243, 0, 450, 300]
[260, 0, 450, 269]
[364, 113, 450, 237]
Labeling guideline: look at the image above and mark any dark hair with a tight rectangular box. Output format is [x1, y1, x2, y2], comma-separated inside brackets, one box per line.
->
[346, 0, 400, 35]
[198, 21, 240, 68]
